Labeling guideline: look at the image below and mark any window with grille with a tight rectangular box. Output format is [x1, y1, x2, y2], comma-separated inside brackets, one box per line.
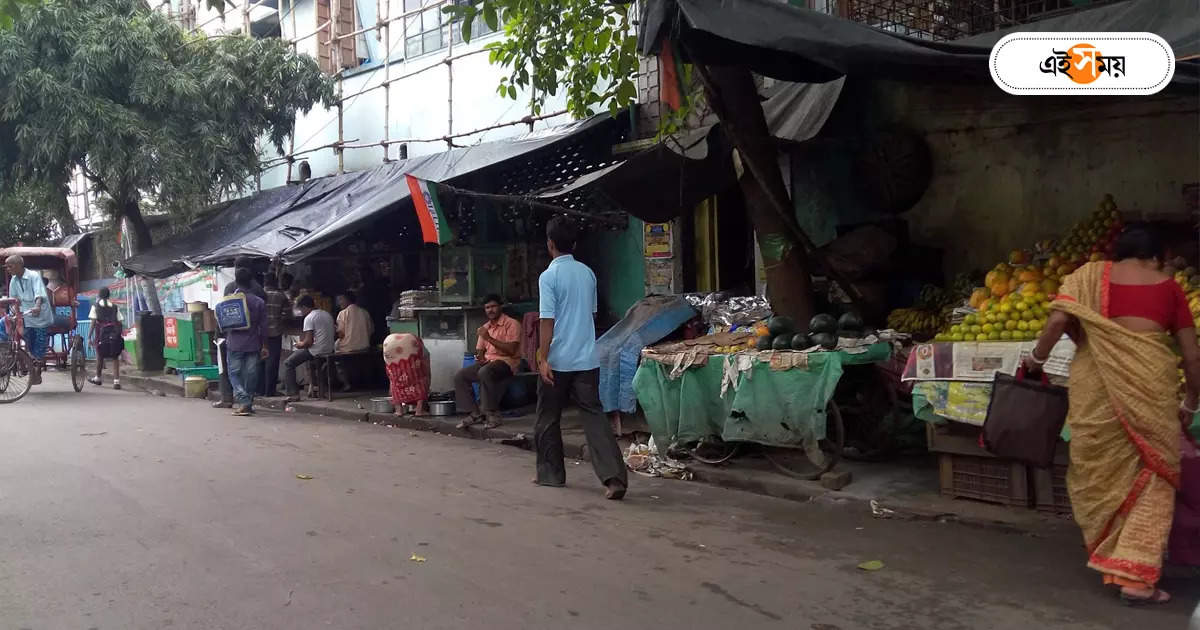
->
[403, 0, 495, 59]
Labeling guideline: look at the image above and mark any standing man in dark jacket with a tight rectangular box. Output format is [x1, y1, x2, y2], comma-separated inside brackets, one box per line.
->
[533, 217, 628, 500]
[225, 267, 269, 416]
[261, 275, 292, 397]
[214, 257, 267, 409]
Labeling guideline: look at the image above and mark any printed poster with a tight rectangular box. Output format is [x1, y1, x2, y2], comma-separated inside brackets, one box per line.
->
[644, 223, 673, 259]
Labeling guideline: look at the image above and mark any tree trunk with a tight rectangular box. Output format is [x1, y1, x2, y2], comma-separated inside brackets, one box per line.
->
[122, 198, 154, 253]
[696, 64, 814, 325]
[48, 173, 79, 235]
[118, 196, 162, 315]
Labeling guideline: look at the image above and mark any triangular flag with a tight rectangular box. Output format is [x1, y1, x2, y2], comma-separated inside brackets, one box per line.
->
[405, 174, 454, 245]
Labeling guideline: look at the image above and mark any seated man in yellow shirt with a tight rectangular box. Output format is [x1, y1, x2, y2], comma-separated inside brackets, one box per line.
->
[455, 294, 521, 429]
[334, 291, 374, 392]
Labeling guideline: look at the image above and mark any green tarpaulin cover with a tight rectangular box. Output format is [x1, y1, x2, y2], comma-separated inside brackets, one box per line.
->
[634, 344, 890, 449]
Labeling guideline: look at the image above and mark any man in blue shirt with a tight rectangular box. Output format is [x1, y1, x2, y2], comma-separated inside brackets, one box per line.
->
[534, 217, 628, 499]
[225, 268, 269, 416]
[5, 255, 53, 385]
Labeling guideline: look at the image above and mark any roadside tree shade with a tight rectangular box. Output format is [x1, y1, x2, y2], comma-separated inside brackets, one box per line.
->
[405, 175, 455, 245]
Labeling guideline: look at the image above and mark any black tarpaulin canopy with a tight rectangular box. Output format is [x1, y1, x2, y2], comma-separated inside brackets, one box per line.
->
[639, 0, 1199, 85]
[120, 112, 734, 277]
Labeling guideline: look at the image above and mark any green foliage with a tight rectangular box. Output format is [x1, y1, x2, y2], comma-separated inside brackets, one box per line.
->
[0, 0, 38, 30]
[443, 0, 640, 118]
[0, 183, 57, 245]
[0, 0, 334, 247]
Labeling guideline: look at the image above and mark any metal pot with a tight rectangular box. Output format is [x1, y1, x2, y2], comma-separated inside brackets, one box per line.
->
[428, 400, 456, 416]
[369, 397, 394, 414]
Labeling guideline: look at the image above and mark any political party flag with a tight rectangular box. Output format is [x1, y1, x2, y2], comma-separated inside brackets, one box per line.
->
[405, 174, 454, 245]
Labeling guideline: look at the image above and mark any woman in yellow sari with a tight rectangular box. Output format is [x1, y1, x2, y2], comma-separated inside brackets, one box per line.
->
[1025, 227, 1200, 605]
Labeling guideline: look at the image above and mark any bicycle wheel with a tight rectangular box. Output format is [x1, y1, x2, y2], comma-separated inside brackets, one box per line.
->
[0, 347, 34, 404]
[690, 437, 742, 465]
[763, 400, 846, 480]
[70, 336, 86, 393]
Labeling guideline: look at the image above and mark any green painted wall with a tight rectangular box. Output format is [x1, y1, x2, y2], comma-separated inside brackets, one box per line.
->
[577, 216, 646, 326]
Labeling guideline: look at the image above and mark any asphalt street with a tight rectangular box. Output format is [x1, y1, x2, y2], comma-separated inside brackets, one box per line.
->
[0, 374, 1195, 629]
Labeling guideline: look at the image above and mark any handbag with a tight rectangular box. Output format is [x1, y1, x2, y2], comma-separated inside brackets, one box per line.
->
[215, 293, 251, 331]
[982, 368, 1068, 468]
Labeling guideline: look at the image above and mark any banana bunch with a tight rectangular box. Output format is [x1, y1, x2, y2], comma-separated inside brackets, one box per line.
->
[915, 284, 958, 312]
[886, 307, 946, 337]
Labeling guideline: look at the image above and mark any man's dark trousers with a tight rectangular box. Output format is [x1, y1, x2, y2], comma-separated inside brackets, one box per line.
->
[534, 368, 627, 487]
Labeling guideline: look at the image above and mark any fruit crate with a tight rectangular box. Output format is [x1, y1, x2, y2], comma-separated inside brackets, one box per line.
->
[938, 452, 1033, 507]
[1033, 441, 1072, 516]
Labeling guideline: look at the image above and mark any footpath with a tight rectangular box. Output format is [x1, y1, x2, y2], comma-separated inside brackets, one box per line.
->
[123, 369, 1077, 537]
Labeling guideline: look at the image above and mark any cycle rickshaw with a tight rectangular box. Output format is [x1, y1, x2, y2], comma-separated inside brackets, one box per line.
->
[1, 247, 87, 401]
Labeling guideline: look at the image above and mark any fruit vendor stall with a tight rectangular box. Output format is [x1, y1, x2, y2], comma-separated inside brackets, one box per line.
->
[884, 194, 1200, 509]
[632, 312, 894, 479]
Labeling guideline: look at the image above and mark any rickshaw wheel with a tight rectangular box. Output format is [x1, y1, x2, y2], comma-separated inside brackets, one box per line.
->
[762, 400, 845, 480]
[70, 335, 86, 393]
[0, 346, 34, 404]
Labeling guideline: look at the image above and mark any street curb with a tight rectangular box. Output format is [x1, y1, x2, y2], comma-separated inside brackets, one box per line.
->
[685, 466, 832, 504]
[130, 388, 1064, 536]
[123, 373, 186, 398]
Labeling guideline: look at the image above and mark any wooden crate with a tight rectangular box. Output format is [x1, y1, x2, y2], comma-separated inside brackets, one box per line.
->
[1032, 440, 1072, 516]
[938, 452, 1033, 507]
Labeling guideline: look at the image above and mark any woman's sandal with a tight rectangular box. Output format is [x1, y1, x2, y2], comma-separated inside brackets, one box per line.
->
[1119, 588, 1171, 606]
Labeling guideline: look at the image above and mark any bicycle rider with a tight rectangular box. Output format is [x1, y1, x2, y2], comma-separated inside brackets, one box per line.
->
[5, 255, 52, 385]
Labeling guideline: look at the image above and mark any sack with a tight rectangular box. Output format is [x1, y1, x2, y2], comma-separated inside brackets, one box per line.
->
[215, 293, 251, 331]
[982, 369, 1068, 468]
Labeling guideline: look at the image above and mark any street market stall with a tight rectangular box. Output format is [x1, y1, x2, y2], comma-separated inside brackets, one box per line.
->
[633, 321, 894, 480]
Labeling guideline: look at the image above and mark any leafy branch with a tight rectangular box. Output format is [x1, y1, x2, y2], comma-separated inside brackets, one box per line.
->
[443, 0, 640, 118]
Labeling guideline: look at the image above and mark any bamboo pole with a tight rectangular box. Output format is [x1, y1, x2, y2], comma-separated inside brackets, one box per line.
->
[260, 108, 567, 169]
[380, 0, 390, 162]
[446, 8, 454, 150]
[286, 0, 296, 183]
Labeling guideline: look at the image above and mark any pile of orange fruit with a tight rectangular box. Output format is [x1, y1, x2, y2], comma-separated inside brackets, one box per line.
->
[933, 194, 1123, 343]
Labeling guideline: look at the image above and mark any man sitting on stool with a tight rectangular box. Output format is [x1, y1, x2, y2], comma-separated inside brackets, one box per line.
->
[455, 294, 521, 430]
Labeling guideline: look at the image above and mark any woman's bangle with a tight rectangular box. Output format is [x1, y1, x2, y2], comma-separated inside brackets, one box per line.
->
[1028, 349, 1048, 365]
[1181, 400, 1198, 414]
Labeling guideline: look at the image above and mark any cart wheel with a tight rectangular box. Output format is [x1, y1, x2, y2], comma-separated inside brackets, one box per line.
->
[70, 336, 86, 393]
[690, 437, 741, 465]
[0, 347, 34, 404]
[763, 400, 846, 480]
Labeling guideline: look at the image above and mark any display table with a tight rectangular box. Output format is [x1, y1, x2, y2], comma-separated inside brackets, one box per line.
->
[633, 343, 891, 450]
[901, 340, 1074, 439]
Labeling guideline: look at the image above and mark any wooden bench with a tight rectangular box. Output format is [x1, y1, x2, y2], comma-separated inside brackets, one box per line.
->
[309, 349, 376, 401]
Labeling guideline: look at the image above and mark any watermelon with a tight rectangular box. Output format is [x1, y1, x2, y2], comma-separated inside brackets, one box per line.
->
[810, 331, 838, 350]
[809, 313, 837, 334]
[791, 333, 810, 350]
[767, 316, 795, 337]
[837, 312, 864, 332]
[771, 335, 793, 351]
[755, 335, 774, 350]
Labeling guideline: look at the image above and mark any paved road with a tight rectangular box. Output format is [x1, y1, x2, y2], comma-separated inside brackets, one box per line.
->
[0, 375, 1195, 629]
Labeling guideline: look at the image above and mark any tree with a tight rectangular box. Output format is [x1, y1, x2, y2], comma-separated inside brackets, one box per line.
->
[0, 0, 38, 29]
[0, 182, 58, 245]
[447, 0, 816, 321]
[0, 0, 335, 255]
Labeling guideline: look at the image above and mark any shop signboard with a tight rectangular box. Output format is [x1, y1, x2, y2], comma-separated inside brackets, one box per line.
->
[164, 316, 179, 349]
